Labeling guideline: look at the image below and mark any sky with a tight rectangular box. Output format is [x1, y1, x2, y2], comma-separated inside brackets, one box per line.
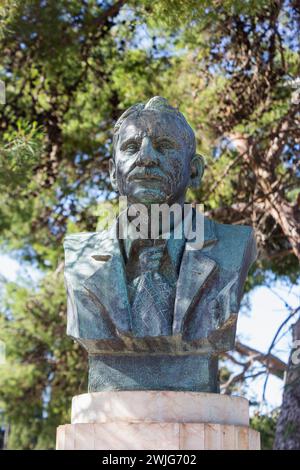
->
[236, 281, 299, 413]
[0, 252, 299, 415]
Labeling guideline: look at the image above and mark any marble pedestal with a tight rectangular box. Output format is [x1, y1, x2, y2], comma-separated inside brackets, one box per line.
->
[56, 391, 260, 450]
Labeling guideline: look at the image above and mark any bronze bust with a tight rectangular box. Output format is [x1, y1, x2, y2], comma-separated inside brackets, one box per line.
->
[64, 97, 257, 392]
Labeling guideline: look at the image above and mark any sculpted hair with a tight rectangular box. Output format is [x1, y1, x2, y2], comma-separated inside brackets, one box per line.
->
[112, 96, 196, 160]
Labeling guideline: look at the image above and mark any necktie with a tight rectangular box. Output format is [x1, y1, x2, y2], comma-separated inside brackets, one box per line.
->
[128, 239, 176, 337]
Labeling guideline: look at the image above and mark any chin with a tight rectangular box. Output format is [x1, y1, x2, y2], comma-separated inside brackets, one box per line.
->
[130, 188, 169, 205]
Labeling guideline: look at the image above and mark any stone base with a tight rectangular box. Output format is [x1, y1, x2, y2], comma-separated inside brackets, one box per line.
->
[57, 422, 260, 450]
[56, 391, 260, 450]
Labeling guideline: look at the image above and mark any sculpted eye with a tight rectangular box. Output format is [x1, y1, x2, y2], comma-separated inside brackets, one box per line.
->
[155, 140, 174, 152]
[123, 142, 140, 153]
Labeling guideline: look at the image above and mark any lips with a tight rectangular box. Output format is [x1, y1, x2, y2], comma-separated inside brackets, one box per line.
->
[128, 170, 167, 183]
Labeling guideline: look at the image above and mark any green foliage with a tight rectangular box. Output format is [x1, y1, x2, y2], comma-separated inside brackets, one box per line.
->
[140, 0, 271, 30]
[0, 0, 299, 449]
[0, 0, 18, 38]
[0, 122, 43, 197]
[250, 411, 279, 450]
[0, 271, 87, 449]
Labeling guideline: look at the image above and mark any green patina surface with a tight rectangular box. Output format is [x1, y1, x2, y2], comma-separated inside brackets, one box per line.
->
[64, 97, 257, 392]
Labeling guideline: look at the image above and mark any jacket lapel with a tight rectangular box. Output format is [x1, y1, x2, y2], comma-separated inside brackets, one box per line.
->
[173, 216, 218, 335]
[82, 213, 218, 337]
[82, 222, 132, 334]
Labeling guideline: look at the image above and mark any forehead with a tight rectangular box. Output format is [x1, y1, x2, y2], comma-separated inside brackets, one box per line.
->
[118, 111, 185, 143]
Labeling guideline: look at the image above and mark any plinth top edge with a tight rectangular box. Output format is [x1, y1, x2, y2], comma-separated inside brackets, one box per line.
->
[72, 390, 249, 404]
[70, 391, 250, 427]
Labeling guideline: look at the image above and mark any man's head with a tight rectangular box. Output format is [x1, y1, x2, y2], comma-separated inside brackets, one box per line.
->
[109, 96, 204, 205]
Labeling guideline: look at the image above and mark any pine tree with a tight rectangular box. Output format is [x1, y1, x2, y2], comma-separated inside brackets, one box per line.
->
[0, 0, 299, 449]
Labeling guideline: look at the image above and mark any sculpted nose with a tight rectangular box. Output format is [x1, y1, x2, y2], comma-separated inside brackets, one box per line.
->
[136, 137, 158, 167]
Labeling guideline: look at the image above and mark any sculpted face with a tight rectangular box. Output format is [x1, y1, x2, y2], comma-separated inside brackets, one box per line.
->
[110, 111, 196, 205]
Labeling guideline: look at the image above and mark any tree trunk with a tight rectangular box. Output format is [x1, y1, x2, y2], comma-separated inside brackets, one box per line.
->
[274, 317, 300, 449]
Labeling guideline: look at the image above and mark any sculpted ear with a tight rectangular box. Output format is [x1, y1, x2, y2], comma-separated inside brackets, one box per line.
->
[189, 154, 205, 189]
[109, 158, 118, 192]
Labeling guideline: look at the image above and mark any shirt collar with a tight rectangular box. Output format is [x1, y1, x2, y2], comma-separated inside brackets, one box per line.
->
[118, 207, 187, 271]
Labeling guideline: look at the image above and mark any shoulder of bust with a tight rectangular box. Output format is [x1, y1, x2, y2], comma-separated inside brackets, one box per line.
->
[206, 218, 257, 269]
[212, 219, 255, 241]
[64, 230, 107, 247]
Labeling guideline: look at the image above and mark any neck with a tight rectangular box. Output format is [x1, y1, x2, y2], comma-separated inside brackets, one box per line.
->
[126, 196, 186, 240]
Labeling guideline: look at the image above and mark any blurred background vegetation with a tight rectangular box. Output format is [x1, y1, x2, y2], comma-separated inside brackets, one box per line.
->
[0, 0, 299, 450]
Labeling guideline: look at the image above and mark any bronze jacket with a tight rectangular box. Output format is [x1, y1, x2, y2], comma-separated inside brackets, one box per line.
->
[64, 213, 256, 356]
